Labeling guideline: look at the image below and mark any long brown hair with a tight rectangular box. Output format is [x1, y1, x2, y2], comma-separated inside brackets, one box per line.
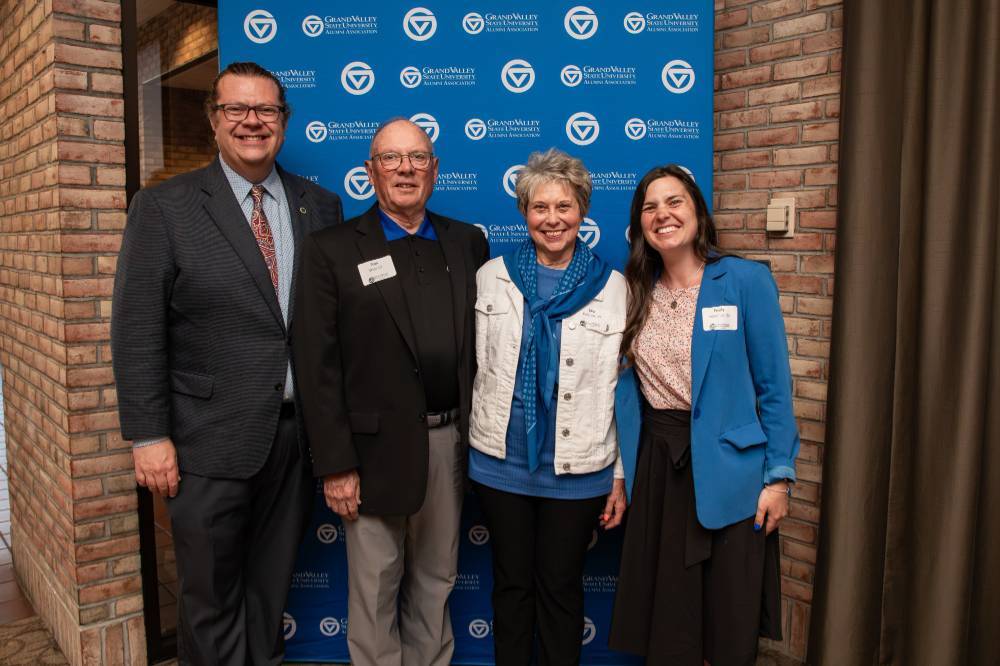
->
[620, 165, 720, 366]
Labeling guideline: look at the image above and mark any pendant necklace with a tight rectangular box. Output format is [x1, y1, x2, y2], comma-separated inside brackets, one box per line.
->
[666, 262, 705, 309]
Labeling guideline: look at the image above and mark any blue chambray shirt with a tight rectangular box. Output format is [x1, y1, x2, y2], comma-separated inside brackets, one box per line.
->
[220, 156, 296, 401]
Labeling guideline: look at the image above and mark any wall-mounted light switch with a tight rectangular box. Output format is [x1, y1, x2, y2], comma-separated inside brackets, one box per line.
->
[766, 197, 795, 237]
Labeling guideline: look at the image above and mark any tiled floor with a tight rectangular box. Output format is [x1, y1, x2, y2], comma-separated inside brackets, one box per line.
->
[0, 615, 68, 664]
[0, 393, 38, 625]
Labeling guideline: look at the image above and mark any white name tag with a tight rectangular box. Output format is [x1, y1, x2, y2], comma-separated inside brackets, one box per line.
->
[358, 255, 397, 286]
[702, 305, 738, 331]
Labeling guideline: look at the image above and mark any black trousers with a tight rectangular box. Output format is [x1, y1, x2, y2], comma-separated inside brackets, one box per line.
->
[609, 407, 782, 666]
[473, 482, 605, 666]
[167, 406, 312, 666]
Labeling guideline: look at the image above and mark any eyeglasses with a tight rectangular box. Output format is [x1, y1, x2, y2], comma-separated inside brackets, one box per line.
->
[371, 151, 435, 171]
[212, 103, 286, 122]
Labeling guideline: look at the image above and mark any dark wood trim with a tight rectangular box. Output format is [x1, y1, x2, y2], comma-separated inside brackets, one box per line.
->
[135, 487, 168, 661]
[123, 0, 140, 205]
[122, 0, 176, 662]
[146, 49, 218, 87]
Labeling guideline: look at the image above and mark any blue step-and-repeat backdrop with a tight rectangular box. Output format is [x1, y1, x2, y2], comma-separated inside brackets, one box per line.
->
[219, 3, 713, 663]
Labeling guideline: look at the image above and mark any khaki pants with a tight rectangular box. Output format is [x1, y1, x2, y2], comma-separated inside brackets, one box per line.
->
[343, 423, 464, 666]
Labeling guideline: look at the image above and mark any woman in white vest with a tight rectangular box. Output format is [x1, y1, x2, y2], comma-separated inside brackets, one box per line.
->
[468, 148, 629, 665]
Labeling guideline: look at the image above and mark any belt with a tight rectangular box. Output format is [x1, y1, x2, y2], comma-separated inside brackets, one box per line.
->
[421, 408, 459, 429]
[280, 401, 296, 419]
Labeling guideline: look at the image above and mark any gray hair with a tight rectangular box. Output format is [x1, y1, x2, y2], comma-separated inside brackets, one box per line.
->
[515, 148, 592, 217]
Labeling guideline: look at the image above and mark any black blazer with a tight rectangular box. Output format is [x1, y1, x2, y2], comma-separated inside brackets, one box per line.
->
[111, 158, 344, 479]
[293, 205, 490, 515]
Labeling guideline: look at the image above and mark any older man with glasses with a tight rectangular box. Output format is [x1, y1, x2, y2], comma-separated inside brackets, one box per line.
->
[294, 118, 489, 665]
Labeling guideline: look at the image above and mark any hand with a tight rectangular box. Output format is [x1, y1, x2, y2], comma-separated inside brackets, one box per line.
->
[600, 478, 627, 530]
[324, 470, 362, 521]
[133, 438, 180, 498]
[754, 481, 790, 535]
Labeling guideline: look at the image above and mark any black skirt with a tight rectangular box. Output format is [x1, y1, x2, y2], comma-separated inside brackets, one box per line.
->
[609, 406, 782, 666]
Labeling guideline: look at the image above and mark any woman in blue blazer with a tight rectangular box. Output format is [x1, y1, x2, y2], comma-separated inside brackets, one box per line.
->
[609, 165, 798, 665]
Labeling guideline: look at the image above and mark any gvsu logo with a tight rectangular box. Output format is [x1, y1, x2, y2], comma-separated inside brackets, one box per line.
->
[625, 118, 647, 140]
[316, 523, 339, 543]
[318, 617, 342, 637]
[409, 113, 439, 143]
[282, 612, 297, 640]
[566, 112, 600, 146]
[463, 12, 485, 34]
[469, 619, 491, 639]
[244, 10, 277, 44]
[341, 62, 375, 95]
[560, 65, 583, 87]
[502, 164, 525, 198]
[305, 121, 328, 143]
[464, 118, 487, 141]
[624, 12, 646, 34]
[344, 167, 374, 201]
[501, 59, 535, 93]
[662, 60, 695, 93]
[582, 617, 596, 645]
[468, 524, 490, 545]
[403, 7, 437, 41]
[578, 218, 601, 249]
[400, 66, 422, 88]
[301, 15, 324, 37]
[564, 6, 598, 39]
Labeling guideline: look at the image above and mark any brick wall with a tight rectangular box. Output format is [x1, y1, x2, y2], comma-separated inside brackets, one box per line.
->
[0, 0, 838, 663]
[137, 2, 216, 77]
[137, 2, 216, 187]
[0, 0, 144, 663]
[140, 86, 215, 187]
[713, 0, 840, 661]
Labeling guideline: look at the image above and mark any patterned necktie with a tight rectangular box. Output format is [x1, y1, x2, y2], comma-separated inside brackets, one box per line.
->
[250, 184, 279, 292]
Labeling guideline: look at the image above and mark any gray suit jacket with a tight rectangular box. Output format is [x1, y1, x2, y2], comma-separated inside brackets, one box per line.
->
[111, 158, 343, 478]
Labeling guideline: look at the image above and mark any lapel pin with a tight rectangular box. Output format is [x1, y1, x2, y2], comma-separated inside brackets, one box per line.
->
[299, 207, 307, 214]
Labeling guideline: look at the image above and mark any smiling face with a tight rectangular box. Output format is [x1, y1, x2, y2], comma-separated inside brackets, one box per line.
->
[209, 74, 286, 182]
[366, 120, 438, 223]
[639, 175, 699, 260]
[525, 179, 582, 267]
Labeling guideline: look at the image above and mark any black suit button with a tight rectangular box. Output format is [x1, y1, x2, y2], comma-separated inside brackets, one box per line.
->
[274, 383, 283, 392]
[418, 413, 425, 422]
[413, 367, 420, 374]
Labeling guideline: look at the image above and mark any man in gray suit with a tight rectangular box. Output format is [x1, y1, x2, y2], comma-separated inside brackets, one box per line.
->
[111, 61, 343, 664]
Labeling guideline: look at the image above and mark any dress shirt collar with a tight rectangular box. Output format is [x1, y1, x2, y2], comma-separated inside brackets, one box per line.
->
[378, 208, 437, 242]
[219, 154, 282, 202]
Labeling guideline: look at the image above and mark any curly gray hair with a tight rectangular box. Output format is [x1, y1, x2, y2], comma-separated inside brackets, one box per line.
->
[514, 148, 592, 217]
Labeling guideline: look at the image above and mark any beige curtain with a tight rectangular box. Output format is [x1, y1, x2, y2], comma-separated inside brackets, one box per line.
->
[809, 0, 1000, 664]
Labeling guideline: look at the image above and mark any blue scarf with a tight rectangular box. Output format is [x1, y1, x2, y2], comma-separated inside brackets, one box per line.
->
[502, 239, 613, 472]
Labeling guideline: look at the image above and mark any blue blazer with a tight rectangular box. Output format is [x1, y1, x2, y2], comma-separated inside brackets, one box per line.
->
[616, 255, 799, 529]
